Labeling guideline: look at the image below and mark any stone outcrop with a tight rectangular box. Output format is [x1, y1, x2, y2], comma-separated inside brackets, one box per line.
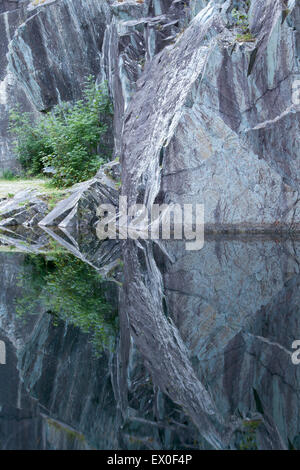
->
[1, 0, 189, 173]
[0, 0, 113, 174]
[122, 0, 300, 230]
[0, 189, 48, 226]
[0, 0, 35, 173]
[7, 0, 112, 111]
[2, 0, 299, 231]
[38, 160, 120, 230]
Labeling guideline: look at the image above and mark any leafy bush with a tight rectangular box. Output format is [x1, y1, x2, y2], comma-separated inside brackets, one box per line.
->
[1, 169, 17, 180]
[9, 77, 113, 188]
[9, 109, 52, 175]
[231, 3, 255, 43]
[232, 7, 249, 31]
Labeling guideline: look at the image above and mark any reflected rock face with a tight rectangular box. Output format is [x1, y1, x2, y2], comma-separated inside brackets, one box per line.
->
[161, 238, 300, 448]
[163, 238, 300, 359]
[0, 251, 200, 450]
[1, 235, 300, 449]
[0, 251, 121, 450]
[121, 237, 300, 449]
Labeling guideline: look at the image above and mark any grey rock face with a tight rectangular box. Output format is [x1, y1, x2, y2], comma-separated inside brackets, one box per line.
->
[7, 0, 112, 111]
[121, 0, 300, 230]
[0, 189, 48, 226]
[117, 0, 300, 450]
[0, 1, 22, 14]
[100, 0, 189, 155]
[2, 0, 299, 231]
[0, 0, 114, 173]
[39, 161, 120, 230]
[1, 0, 189, 171]
[0, 2, 36, 173]
[161, 237, 300, 448]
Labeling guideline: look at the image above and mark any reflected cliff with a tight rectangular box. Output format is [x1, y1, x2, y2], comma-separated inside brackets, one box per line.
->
[0, 229, 300, 449]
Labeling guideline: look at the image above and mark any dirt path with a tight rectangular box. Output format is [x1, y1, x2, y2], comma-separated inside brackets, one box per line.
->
[0, 178, 55, 198]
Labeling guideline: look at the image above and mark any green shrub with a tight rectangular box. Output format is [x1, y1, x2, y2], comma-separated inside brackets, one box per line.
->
[236, 32, 255, 42]
[9, 77, 113, 188]
[231, 3, 255, 43]
[239, 420, 260, 450]
[1, 169, 17, 180]
[9, 109, 54, 175]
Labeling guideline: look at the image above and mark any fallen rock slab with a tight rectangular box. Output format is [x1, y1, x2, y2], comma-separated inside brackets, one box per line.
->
[0, 189, 48, 227]
[39, 161, 120, 229]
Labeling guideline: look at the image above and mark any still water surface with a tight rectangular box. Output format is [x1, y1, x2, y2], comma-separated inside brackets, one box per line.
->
[0, 233, 300, 449]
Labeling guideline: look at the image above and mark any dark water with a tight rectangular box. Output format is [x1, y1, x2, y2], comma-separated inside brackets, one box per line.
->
[0, 232, 300, 450]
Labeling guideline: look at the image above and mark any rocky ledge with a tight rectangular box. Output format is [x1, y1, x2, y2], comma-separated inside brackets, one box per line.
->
[0, 160, 120, 231]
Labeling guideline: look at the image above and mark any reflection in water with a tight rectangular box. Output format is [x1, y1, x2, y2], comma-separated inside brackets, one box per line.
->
[0, 233, 300, 449]
[16, 253, 118, 354]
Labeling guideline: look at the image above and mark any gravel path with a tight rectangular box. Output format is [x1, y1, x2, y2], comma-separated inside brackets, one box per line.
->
[0, 179, 51, 198]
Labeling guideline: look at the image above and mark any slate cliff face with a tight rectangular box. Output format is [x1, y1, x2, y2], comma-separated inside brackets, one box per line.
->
[121, 0, 300, 230]
[0, 0, 186, 172]
[1, 0, 300, 451]
[0, 0, 112, 172]
[0, 1, 34, 172]
[3, 0, 299, 230]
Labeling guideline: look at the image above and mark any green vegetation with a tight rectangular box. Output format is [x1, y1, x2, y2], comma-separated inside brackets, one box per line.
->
[232, 7, 249, 31]
[46, 418, 86, 445]
[16, 252, 118, 354]
[0, 176, 67, 201]
[1, 169, 17, 180]
[231, 3, 255, 43]
[236, 32, 255, 42]
[9, 77, 113, 188]
[239, 420, 261, 450]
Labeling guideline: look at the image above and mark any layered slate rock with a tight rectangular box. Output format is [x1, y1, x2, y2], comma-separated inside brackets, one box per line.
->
[7, 0, 112, 111]
[122, 0, 300, 230]
[0, 189, 48, 227]
[39, 161, 120, 230]
[1, 0, 188, 172]
[0, 225, 53, 252]
[103, 0, 189, 156]
[0, 1, 35, 173]
[0, 1, 22, 14]
[3, 0, 300, 231]
[162, 237, 300, 448]
[118, 0, 300, 450]
[0, 0, 114, 173]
